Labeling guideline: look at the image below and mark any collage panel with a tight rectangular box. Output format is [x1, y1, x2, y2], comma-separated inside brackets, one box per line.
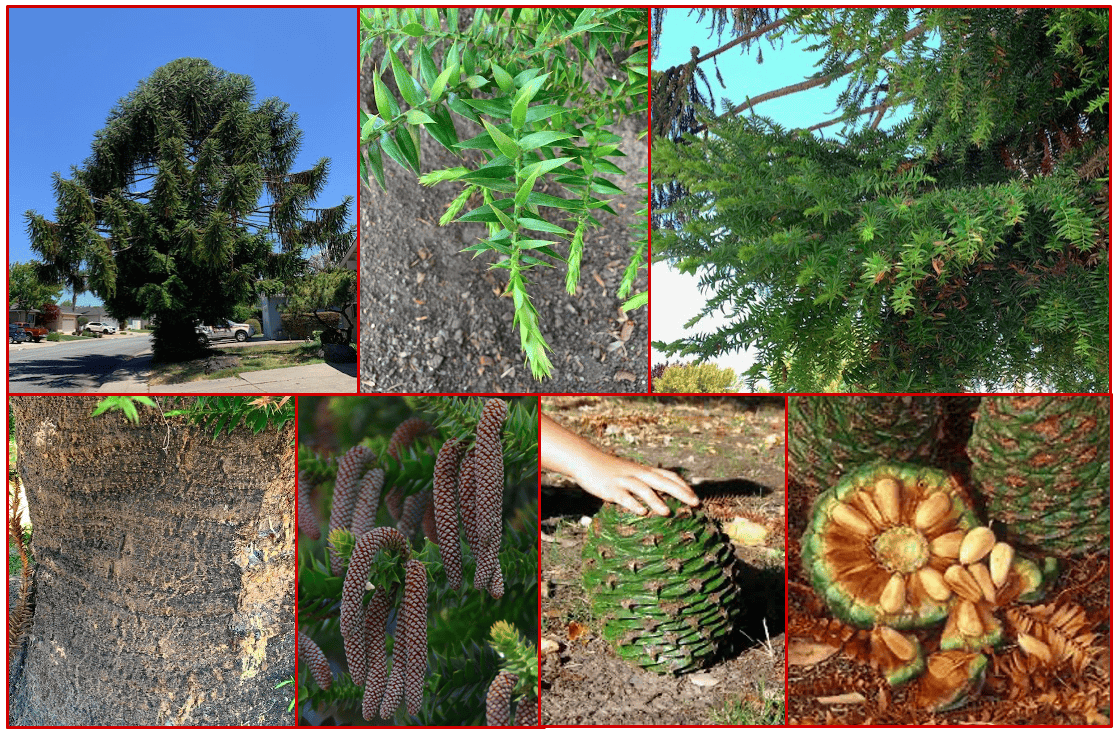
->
[8, 7, 357, 395]
[296, 396, 539, 726]
[540, 395, 786, 725]
[650, 8, 1108, 393]
[788, 395, 1110, 725]
[7, 395, 297, 725]
[358, 8, 649, 393]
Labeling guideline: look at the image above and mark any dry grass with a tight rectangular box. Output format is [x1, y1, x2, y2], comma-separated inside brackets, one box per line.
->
[149, 343, 325, 384]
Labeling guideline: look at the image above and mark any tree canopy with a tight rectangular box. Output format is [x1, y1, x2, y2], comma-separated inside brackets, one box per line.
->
[652, 8, 1108, 392]
[25, 57, 355, 360]
[7, 261, 62, 313]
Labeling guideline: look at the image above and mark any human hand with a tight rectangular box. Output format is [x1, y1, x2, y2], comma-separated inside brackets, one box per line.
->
[541, 413, 697, 516]
[569, 452, 697, 517]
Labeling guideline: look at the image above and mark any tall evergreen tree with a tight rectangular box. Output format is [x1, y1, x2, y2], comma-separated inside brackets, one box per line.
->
[25, 58, 354, 360]
[652, 8, 1108, 392]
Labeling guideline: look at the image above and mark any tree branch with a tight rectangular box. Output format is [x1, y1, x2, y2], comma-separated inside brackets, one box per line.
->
[693, 17, 791, 65]
[806, 102, 890, 132]
[692, 22, 928, 134]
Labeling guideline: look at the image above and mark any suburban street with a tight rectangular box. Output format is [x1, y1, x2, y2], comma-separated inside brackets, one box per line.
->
[8, 334, 153, 393]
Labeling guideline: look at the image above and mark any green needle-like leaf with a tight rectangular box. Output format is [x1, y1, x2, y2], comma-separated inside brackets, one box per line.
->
[483, 119, 521, 159]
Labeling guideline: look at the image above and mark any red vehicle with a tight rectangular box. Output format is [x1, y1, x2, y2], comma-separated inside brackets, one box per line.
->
[10, 321, 48, 342]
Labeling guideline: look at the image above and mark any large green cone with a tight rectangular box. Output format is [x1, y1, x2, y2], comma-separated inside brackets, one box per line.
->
[581, 499, 741, 674]
[789, 396, 942, 495]
[967, 395, 1110, 555]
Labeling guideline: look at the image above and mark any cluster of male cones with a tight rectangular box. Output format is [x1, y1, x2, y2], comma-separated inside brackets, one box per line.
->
[298, 399, 512, 722]
[433, 398, 509, 598]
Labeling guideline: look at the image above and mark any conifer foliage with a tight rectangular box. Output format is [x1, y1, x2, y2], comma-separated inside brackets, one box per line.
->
[652, 9, 1108, 392]
[25, 58, 354, 361]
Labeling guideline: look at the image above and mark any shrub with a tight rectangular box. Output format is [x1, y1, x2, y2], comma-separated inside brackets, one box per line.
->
[653, 362, 737, 393]
[359, 8, 648, 380]
[46, 332, 62, 342]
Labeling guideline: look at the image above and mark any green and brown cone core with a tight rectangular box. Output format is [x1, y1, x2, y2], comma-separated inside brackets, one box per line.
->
[581, 498, 740, 675]
[802, 462, 982, 630]
[874, 526, 930, 573]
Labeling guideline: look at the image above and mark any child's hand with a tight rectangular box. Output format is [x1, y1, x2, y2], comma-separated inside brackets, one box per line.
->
[541, 414, 698, 516]
[570, 453, 696, 516]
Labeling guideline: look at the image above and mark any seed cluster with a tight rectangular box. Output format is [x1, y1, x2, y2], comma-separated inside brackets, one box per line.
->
[802, 461, 1049, 709]
[429, 399, 509, 598]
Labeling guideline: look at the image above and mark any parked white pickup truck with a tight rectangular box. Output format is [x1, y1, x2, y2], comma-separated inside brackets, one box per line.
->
[196, 319, 254, 345]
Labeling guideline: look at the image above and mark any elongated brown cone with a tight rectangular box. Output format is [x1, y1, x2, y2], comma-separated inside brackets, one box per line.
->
[387, 416, 432, 461]
[402, 559, 428, 716]
[398, 489, 432, 539]
[485, 670, 517, 726]
[298, 631, 332, 690]
[330, 445, 375, 573]
[297, 469, 321, 539]
[473, 399, 507, 595]
[421, 497, 438, 544]
[379, 626, 407, 719]
[385, 484, 406, 522]
[460, 446, 479, 556]
[433, 438, 466, 588]
[343, 615, 368, 687]
[513, 695, 539, 726]
[341, 528, 409, 637]
[361, 589, 392, 719]
[350, 468, 385, 538]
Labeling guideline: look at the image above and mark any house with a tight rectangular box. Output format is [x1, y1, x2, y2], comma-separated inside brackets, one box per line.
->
[258, 240, 360, 342]
[7, 304, 71, 332]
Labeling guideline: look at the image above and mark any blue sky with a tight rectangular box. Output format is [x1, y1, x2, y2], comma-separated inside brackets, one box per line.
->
[7, 7, 355, 306]
[652, 9, 908, 380]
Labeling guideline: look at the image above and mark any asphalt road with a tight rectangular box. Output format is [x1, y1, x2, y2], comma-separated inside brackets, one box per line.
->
[8, 334, 153, 393]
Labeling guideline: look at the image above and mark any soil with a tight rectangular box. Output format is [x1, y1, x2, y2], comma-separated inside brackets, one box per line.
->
[786, 399, 1112, 726]
[539, 396, 787, 725]
[359, 21, 648, 393]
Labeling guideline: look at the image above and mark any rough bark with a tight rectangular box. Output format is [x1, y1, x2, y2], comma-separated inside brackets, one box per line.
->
[8, 396, 295, 725]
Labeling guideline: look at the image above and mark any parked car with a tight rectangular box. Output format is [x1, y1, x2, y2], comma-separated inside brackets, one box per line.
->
[196, 319, 255, 345]
[9, 324, 30, 344]
[83, 322, 116, 335]
[10, 321, 47, 342]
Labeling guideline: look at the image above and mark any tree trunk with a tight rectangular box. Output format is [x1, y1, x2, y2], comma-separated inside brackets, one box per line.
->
[8, 397, 295, 725]
[152, 311, 209, 362]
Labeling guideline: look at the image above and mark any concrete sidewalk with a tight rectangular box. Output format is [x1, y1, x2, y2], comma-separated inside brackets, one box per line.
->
[97, 349, 359, 394]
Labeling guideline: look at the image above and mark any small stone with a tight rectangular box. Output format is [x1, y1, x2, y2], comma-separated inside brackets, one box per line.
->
[689, 673, 719, 688]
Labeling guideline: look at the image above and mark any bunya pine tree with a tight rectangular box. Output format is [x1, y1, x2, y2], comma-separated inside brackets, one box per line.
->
[25, 58, 354, 361]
